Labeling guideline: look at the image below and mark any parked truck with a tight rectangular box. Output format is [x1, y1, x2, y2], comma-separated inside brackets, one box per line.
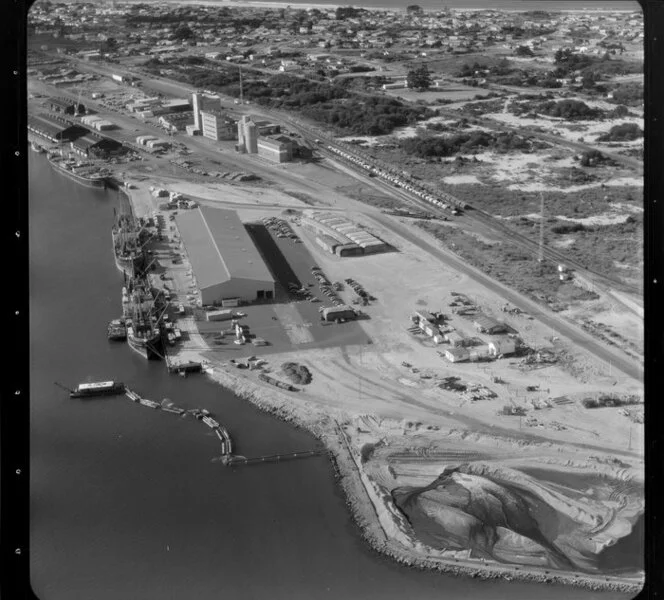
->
[206, 309, 235, 322]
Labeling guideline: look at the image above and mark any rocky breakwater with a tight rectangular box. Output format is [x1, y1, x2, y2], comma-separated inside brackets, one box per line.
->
[204, 367, 642, 593]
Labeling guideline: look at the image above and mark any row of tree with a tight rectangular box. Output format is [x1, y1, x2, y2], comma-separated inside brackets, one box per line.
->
[399, 130, 534, 158]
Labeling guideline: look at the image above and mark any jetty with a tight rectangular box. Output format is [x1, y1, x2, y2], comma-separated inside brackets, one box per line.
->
[224, 449, 327, 467]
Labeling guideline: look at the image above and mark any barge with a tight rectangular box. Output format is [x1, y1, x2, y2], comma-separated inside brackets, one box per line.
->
[47, 154, 108, 189]
[70, 380, 126, 399]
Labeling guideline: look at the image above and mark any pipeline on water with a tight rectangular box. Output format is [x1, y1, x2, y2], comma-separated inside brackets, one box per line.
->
[123, 386, 233, 456]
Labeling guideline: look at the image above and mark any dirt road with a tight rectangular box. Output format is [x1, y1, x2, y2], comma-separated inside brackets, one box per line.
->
[369, 212, 643, 381]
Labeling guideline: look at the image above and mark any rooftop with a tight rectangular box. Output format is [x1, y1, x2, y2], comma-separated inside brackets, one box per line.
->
[175, 207, 275, 289]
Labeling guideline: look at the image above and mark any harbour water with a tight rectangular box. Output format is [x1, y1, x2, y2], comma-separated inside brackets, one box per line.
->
[29, 153, 632, 599]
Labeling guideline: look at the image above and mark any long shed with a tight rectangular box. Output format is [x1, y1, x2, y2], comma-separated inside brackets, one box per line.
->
[175, 206, 275, 305]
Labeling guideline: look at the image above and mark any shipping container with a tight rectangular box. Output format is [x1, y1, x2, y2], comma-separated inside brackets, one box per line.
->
[206, 309, 235, 322]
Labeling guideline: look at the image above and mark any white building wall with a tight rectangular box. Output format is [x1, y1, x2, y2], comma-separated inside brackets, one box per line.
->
[200, 277, 274, 305]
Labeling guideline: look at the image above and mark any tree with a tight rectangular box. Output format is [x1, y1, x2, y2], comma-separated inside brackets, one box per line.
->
[406, 4, 423, 14]
[407, 64, 432, 91]
[515, 45, 534, 57]
[554, 47, 573, 64]
[104, 37, 118, 51]
[174, 24, 194, 40]
[581, 71, 597, 89]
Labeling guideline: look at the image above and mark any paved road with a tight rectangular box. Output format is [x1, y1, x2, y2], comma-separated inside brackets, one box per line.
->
[368, 212, 643, 382]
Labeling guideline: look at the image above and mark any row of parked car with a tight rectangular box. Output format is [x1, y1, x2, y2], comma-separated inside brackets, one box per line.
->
[263, 216, 302, 243]
[313, 266, 345, 307]
[345, 278, 376, 306]
[287, 281, 319, 303]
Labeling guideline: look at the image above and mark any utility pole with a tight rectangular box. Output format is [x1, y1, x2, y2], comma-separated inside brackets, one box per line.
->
[239, 66, 244, 105]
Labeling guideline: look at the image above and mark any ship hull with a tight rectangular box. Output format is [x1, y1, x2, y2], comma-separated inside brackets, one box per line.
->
[114, 252, 145, 279]
[112, 222, 146, 279]
[70, 385, 126, 399]
[127, 333, 163, 360]
[48, 157, 107, 189]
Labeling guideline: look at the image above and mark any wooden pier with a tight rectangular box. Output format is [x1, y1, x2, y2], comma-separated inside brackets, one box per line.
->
[225, 449, 328, 467]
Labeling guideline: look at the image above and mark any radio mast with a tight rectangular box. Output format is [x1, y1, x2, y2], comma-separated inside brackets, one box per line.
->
[538, 191, 545, 270]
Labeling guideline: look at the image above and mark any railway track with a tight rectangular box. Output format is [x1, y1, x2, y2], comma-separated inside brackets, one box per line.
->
[273, 114, 642, 309]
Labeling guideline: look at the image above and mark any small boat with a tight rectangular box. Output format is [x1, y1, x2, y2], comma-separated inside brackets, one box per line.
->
[70, 381, 126, 399]
[107, 318, 127, 341]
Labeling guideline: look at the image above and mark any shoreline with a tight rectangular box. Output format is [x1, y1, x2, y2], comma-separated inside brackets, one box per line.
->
[205, 365, 643, 594]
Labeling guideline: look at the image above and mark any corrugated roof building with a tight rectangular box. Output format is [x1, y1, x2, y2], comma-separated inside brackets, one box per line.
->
[28, 115, 88, 142]
[473, 314, 507, 334]
[175, 207, 275, 305]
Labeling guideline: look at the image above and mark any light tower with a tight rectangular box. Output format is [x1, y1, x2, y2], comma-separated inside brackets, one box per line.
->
[538, 191, 544, 271]
[192, 92, 202, 131]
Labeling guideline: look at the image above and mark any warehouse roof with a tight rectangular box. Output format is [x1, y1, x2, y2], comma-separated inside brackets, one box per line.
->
[175, 207, 274, 289]
[28, 115, 67, 136]
[28, 114, 87, 138]
[49, 97, 75, 109]
[72, 134, 106, 150]
[473, 314, 506, 332]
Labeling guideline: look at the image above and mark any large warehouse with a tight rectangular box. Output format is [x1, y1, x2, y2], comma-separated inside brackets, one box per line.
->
[175, 206, 275, 305]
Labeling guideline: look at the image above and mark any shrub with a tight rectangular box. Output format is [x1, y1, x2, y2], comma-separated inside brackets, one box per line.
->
[597, 122, 643, 142]
[281, 362, 313, 385]
[551, 222, 587, 234]
[360, 443, 376, 463]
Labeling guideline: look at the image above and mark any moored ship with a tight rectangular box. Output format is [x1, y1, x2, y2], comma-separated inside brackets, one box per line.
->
[123, 277, 164, 360]
[47, 153, 108, 189]
[112, 211, 147, 279]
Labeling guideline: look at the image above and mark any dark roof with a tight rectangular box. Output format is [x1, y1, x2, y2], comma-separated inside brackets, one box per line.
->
[28, 115, 66, 136]
[72, 135, 103, 150]
[270, 134, 294, 144]
[49, 97, 75, 109]
[28, 114, 86, 138]
[473, 314, 505, 331]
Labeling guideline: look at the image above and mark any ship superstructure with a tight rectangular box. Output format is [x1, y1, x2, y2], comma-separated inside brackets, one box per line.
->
[47, 152, 109, 189]
[112, 210, 147, 279]
[123, 278, 164, 360]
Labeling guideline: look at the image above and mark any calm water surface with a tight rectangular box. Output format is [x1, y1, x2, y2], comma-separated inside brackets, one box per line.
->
[29, 153, 631, 599]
